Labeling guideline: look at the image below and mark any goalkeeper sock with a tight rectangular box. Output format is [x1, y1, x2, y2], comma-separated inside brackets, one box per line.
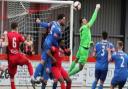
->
[69, 64, 80, 76]
[92, 80, 97, 89]
[68, 61, 76, 73]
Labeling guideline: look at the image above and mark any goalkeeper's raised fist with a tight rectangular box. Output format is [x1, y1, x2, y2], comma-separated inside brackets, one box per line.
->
[96, 4, 100, 11]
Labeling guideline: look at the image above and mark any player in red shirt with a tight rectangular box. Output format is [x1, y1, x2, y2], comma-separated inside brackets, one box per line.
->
[51, 39, 72, 89]
[6, 22, 34, 89]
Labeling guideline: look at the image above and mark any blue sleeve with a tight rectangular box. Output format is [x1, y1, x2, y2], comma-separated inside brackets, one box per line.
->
[126, 55, 128, 67]
[110, 43, 114, 49]
[111, 53, 116, 61]
[39, 22, 49, 28]
[95, 43, 99, 52]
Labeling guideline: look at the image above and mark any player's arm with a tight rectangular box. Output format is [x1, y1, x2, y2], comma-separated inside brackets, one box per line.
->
[109, 52, 116, 63]
[87, 4, 100, 28]
[110, 43, 115, 52]
[47, 49, 56, 63]
[36, 18, 51, 28]
[107, 48, 112, 62]
[107, 43, 115, 62]
[92, 43, 97, 58]
[64, 48, 71, 56]
[92, 48, 96, 58]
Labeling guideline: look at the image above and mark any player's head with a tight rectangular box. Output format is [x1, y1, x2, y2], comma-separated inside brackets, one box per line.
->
[117, 41, 123, 50]
[58, 38, 65, 48]
[11, 22, 18, 30]
[102, 31, 108, 40]
[80, 18, 88, 25]
[57, 14, 66, 26]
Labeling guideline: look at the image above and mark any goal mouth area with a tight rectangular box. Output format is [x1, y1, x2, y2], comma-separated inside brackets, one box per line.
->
[1, 0, 74, 64]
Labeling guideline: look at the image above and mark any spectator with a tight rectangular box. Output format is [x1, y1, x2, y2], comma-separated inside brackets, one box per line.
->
[20, 34, 34, 55]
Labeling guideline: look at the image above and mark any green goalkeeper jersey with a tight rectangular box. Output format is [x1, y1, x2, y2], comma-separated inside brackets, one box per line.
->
[80, 9, 99, 48]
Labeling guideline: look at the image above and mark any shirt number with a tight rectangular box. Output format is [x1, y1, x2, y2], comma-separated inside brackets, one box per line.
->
[101, 46, 105, 56]
[12, 37, 17, 48]
[120, 56, 125, 68]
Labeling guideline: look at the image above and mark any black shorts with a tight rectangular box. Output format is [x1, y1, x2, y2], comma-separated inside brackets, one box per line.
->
[95, 69, 108, 82]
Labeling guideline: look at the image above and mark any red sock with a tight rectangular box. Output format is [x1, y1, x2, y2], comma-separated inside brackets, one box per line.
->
[66, 82, 71, 89]
[27, 62, 33, 76]
[61, 82, 66, 89]
[11, 81, 16, 89]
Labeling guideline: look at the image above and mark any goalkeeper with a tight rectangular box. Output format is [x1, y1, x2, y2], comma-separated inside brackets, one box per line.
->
[69, 4, 100, 76]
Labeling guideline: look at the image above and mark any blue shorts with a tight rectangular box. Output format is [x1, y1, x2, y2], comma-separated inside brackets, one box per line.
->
[95, 69, 108, 82]
[41, 52, 52, 69]
[111, 76, 127, 88]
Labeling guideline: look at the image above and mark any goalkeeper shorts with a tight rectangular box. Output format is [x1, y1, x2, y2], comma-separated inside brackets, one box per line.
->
[76, 46, 89, 65]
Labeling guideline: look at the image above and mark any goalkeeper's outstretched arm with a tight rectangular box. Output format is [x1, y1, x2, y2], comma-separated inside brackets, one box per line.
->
[87, 4, 100, 28]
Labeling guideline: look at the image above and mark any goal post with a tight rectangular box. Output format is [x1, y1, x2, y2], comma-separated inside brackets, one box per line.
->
[3, 0, 74, 63]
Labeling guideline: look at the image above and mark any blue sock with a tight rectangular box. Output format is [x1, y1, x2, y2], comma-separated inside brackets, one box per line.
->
[34, 63, 44, 78]
[92, 80, 97, 89]
[52, 82, 58, 89]
[98, 84, 103, 89]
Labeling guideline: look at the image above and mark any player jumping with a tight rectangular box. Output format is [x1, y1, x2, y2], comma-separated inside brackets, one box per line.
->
[110, 41, 128, 89]
[51, 39, 71, 89]
[33, 14, 66, 89]
[69, 4, 100, 76]
[6, 22, 34, 89]
[91, 31, 115, 89]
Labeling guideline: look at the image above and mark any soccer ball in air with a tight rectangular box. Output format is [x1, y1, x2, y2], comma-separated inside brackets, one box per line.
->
[73, 1, 81, 10]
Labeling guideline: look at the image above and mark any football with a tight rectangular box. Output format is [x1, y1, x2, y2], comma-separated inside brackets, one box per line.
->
[73, 1, 81, 10]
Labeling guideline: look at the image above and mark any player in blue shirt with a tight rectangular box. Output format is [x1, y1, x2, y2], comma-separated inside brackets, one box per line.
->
[36, 14, 66, 40]
[92, 32, 115, 89]
[110, 41, 128, 89]
[32, 14, 66, 89]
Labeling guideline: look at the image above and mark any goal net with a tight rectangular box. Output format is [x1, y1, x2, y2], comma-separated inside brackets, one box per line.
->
[2, 0, 74, 55]
[0, 0, 76, 87]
